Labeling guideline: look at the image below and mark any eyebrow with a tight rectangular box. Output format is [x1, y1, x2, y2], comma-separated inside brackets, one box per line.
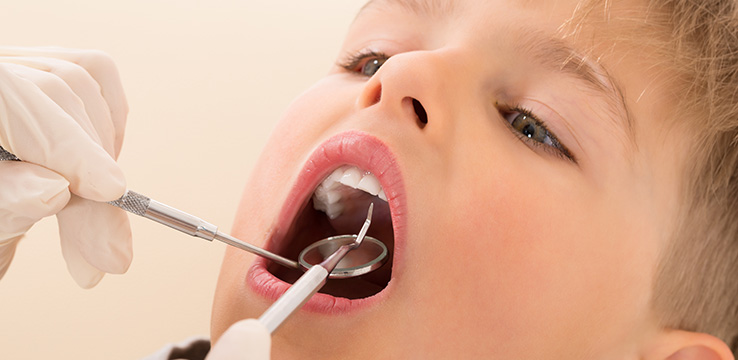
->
[360, 0, 635, 143]
[516, 30, 635, 142]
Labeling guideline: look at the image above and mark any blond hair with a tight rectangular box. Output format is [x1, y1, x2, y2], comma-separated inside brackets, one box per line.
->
[649, 0, 738, 353]
[563, 0, 738, 353]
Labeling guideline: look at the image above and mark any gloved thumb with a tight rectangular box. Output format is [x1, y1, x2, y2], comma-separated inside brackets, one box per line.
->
[206, 319, 271, 360]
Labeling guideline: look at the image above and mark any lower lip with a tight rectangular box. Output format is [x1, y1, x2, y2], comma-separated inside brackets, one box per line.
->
[246, 131, 405, 314]
[247, 259, 386, 313]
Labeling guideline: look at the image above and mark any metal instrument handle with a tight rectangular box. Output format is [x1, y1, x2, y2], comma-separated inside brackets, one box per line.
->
[0, 144, 299, 269]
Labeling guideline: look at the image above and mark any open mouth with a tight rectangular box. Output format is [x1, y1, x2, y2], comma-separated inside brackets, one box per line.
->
[267, 165, 395, 299]
[246, 131, 405, 312]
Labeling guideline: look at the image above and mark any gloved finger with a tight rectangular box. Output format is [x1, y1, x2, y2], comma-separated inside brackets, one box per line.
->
[0, 161, 71, 235]
[58, 233, 105, 289]
[57, 195, 132, 278]
[0, 161, 71, 281]
[0, 61, 105, 149]
[0, 64, 125, 202]
[0, 57, 116, 156]
[0, 46, 127, 157]
[206, 319, 271, 360]
[56, 197, 107, 289]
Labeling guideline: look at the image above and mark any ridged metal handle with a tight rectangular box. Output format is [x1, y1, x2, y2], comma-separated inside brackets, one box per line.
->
[0, 145, 20, 161]
[108, 190, 150, 216]
[107, 190, 218, 241]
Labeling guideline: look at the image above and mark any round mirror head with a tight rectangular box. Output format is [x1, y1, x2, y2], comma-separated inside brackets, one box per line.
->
[298, 235, 388, 279]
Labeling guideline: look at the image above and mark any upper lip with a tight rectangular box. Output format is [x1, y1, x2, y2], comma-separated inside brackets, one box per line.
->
[247, 130, 406, 313]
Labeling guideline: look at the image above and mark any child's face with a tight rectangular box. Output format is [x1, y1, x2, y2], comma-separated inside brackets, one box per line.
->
[212, 0, 684, 358]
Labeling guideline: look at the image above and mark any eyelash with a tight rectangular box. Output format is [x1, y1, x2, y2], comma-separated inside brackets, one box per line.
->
[338, 50, 390, 75]
[338, 50, 576, 163]
[499, 105, 576, 163]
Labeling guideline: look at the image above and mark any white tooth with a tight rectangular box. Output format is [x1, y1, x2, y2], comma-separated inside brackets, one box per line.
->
[313, 184, 342, 205]
[311, 167, 351, 215]
[325, 202, 344, 220]
[314, 165, 390, 219]
[323, 189, 342, 204]
[313, 188, 328, 208]
[324, 167, 347, 190]
[339, 167, 363, 188]
[378, 189, 388, 201]
[314, 183, 327, 197]
[357, 173, 381, 196]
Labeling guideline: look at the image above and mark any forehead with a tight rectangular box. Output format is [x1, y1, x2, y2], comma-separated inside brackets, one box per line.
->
[358, 0, 653, 37]
[361, 0, 458, 15]
[360, 0, 586, 19]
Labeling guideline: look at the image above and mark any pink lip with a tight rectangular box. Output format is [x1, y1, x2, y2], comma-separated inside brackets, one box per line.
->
[247, 130, 407, 314]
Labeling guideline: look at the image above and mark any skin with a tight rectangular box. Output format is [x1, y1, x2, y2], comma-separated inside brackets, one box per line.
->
[211, 0, 731, 358]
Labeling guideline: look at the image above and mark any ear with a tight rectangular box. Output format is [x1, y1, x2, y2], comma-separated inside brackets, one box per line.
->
[641, 329, 735, 360]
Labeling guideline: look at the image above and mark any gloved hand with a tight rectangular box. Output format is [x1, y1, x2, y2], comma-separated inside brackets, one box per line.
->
[0, 46, 132, 288]
[206, 319, 271, 360]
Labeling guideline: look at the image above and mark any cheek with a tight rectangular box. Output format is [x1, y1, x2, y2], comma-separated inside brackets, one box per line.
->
[271, 76, 358, 148]
[400, 144, 654, 355]
[229, 76, 361, 232]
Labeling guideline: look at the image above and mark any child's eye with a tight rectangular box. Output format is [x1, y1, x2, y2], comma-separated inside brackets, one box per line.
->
[500, 107, 576, 162]
[339, 50, 390, 77]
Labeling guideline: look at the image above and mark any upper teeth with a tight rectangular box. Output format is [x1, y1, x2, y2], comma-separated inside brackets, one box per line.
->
[312, 165, 387, 219]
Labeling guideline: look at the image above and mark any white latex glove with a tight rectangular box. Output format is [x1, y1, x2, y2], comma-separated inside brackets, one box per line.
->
[206, 319, 271, 360]
[0, 46, 131, 288]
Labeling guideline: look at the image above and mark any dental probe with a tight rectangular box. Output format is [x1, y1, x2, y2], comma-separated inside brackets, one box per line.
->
[258, 203, 373, 334]
[0, 145, 299, 270]
[107, 190, 300, 270]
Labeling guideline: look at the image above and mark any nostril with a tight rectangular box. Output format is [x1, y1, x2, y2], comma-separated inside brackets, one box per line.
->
[359, 82, 382, 108]
[371, 84, 382, 106]
[412, 98, 428, 129]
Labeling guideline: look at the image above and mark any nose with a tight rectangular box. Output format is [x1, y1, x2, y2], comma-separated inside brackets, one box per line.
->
[357, 50, 457, 132]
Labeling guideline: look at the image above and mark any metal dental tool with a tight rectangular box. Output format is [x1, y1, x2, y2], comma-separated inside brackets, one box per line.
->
[0, 145, 387, 279]
[259, 203, 373, 334]
[299, 233, 387, 278]
[108, 189, 300, 270]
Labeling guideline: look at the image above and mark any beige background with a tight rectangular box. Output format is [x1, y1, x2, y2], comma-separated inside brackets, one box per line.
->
[0, 1, 365, 358]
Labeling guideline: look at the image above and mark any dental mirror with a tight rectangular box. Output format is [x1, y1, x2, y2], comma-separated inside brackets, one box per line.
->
[298, 235, 388, 279]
